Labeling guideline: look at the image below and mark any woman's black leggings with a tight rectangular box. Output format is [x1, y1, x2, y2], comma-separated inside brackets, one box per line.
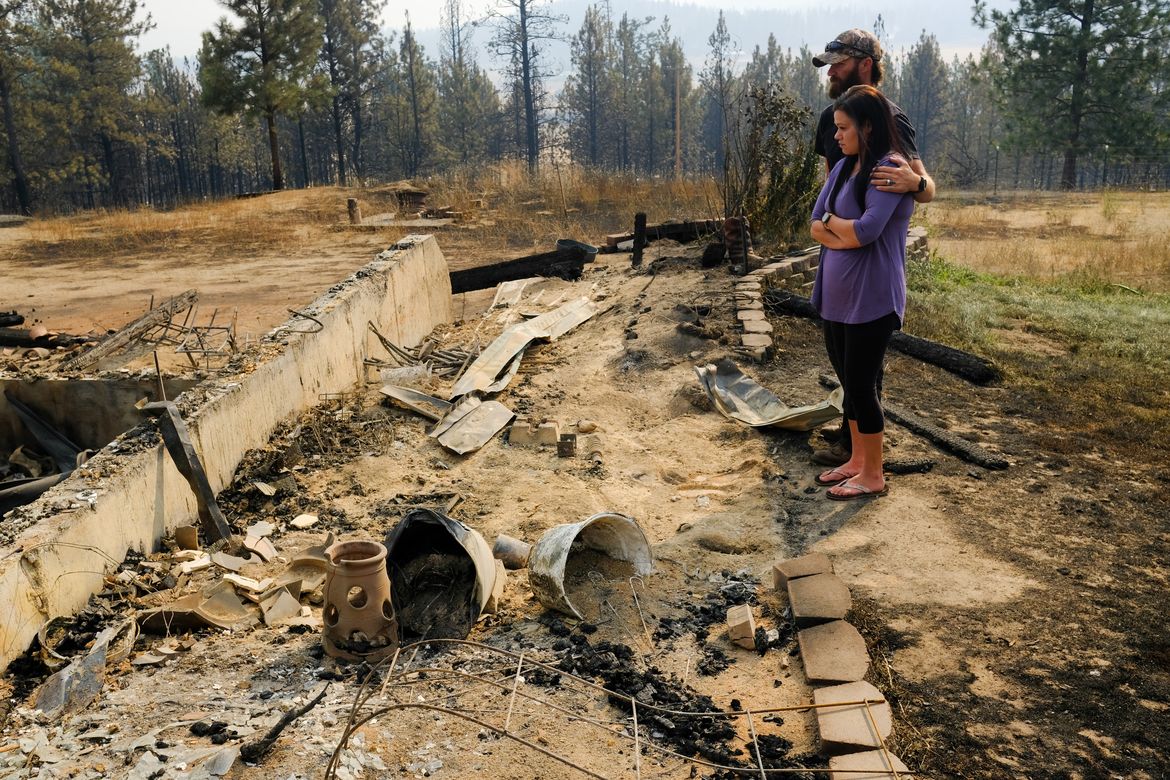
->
[823, 313, 900, 434]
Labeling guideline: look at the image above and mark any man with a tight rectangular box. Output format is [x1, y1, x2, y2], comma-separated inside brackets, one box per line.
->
[810, 28, 936, 467]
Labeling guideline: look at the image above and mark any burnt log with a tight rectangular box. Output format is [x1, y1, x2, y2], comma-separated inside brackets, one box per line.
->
[0, 311, 24, 327]
[450, 242, 596, 295]
[0, 328, 95, 348]
[765, 290, 1001, 385]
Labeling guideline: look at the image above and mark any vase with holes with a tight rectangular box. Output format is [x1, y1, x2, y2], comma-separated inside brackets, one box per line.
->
[322, 540, 399, 662]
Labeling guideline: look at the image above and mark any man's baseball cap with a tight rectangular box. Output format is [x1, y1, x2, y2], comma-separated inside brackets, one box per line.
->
[812, 29, 883, 67]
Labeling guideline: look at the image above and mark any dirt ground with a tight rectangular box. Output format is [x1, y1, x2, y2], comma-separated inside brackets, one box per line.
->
[1, 195, 1169, 779]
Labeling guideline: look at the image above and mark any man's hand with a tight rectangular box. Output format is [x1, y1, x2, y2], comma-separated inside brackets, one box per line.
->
[870, 154, 918, 193]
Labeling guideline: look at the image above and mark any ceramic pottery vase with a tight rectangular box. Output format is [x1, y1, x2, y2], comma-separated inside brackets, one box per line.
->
[322, 540, 399, 662]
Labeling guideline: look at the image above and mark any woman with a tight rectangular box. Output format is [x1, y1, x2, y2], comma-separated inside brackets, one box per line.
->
[809, 84, 914, 501]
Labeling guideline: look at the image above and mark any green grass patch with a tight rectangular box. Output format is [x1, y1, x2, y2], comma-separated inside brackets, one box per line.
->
[906, 252, 1170, 457]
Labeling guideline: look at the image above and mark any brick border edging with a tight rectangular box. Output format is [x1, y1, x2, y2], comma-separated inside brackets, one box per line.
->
[730, 226, 929, 362]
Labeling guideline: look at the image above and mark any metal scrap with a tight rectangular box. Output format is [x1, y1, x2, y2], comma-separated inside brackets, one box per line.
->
[694, 358, 843, 430]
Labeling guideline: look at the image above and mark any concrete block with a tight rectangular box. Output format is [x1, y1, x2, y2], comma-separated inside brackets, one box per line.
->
[737, 310, 766, 322]
[726, 604, 756, 649]
[813, 681, 892, 754]
[828, 750, 912, 779]
[797, 620, 870, 683]
[803, 269, 819, 283]
[773, 552, 833, 591]
[741, 334, 772, 350]
[742, 319, 774, 335]
[735, 282, 762, 292]
[739, 300, 765, 312]
[790, 258, 809, 273]
[788, 573, 851, 626]
[509, 421, 538, 446]
[535, 422, 560, 446]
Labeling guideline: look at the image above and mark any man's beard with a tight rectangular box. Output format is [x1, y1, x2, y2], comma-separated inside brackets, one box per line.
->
[828, 68, 863, 99]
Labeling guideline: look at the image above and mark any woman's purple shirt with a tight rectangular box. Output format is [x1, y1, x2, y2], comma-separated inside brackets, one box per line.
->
[810, 157, 914, 325]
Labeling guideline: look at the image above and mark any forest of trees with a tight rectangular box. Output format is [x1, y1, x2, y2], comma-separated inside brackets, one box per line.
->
[0, 0, 1168, 215]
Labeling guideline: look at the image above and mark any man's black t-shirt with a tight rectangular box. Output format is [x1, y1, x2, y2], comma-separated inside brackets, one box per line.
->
[814, 101, 919, 171]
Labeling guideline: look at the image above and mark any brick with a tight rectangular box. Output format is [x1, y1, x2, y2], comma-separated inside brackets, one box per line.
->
[773, 552, 833, 591]
[742, 319, 773, 335]
[813, 681, 892, 754]
[828, 750, 912, 779]
[535, 422, 560, 445]
[509, 421, 538, 446]
[797, 620, 869, 683]
[726, 604, 756, 649]
[737, 310, 766, 322]
[788, 573, 851, 626]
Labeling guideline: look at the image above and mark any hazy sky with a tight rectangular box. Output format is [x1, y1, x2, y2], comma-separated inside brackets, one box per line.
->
[138, 0, 832, 58]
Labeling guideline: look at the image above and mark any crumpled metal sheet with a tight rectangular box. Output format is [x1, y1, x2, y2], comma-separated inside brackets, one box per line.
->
[449, 297, 598, 399]
[379, 385, 453, 422]
[528, 512, 653, 620]
[435, 401, 515, 455]
[695, 358, 843, 430]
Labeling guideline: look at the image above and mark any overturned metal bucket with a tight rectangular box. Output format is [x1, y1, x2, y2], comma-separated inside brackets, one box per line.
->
[528, 512, 653, 620]
[383, 508, 497, 642]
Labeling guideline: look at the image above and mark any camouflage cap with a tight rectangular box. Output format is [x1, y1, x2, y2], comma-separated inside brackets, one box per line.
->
[812, 29, 884, 67]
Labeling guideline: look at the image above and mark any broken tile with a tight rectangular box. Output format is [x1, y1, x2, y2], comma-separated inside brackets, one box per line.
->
[773, 553, 834, 591]
[247, 520, 277, 538]
[211, 552, 249, 573]
[223, 573, 270, 592]
[787, 573, 851, 626]
[726, 604, 756, 650]
[828, 749, 912, 779]
[260, 589, 302, 625]
[179, 554, 212, 575]
[797, 620, 870, 683]
[290, 513, 319, 529]
[813, 681, 892, 754]
[243, 535, 278, 562]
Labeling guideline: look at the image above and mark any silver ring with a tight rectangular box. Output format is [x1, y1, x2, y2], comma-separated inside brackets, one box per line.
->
[886, 178, 893, 186]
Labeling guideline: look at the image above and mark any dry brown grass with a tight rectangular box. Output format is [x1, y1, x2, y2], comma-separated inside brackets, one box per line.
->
[920, 190, 1170, 292]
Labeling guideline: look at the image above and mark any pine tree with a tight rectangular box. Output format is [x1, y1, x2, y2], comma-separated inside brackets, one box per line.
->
[38, 0, 152, 206]
[976, 0, 1170, 188]
[0, 0, 32, 213]
[700, 11, 735, 173]
[898, 31, 948, 163]
[319, 0, 382, 185]
[563, 4, 612, 167]
[199, 0, 323, 191]
[488, 0, 563, 173]
[436, 0, 501, 167]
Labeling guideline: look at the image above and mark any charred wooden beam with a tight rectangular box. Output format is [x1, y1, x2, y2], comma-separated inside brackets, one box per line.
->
[0, 311, 24, 327]
[604, 218, 722, 249]
[449, 244, 594, 295]
[0, 328, 95, 348]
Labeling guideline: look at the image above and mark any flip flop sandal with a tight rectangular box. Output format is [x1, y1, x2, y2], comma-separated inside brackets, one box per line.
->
[826, 480, 889, 501]
[815, 467, 856, 486]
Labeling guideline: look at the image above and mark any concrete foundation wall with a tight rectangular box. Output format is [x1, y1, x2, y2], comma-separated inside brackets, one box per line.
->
[0, 235, 451, 670]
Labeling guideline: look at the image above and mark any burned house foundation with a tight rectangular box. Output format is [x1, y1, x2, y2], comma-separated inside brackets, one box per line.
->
[0, 235, 453, 669]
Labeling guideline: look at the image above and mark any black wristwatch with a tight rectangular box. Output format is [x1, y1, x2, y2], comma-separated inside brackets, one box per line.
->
[916, 176, 927, 193]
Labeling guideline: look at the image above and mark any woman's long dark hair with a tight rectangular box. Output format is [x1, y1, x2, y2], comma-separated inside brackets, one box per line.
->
[828, 84, 907, 212]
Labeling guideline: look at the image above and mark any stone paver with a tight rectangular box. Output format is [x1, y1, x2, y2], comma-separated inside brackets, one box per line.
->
[828, 750, 912, 779]
[741, 333, 772, 349]
[742, 319, 774, 335]
[814, 680, 893, 754]
[788, 573, 851, 626]
[737, 310, 767, 322]
[772, 552, 834, 591]
[726, 604, 756, 649]
[797, 620, 870, 683]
